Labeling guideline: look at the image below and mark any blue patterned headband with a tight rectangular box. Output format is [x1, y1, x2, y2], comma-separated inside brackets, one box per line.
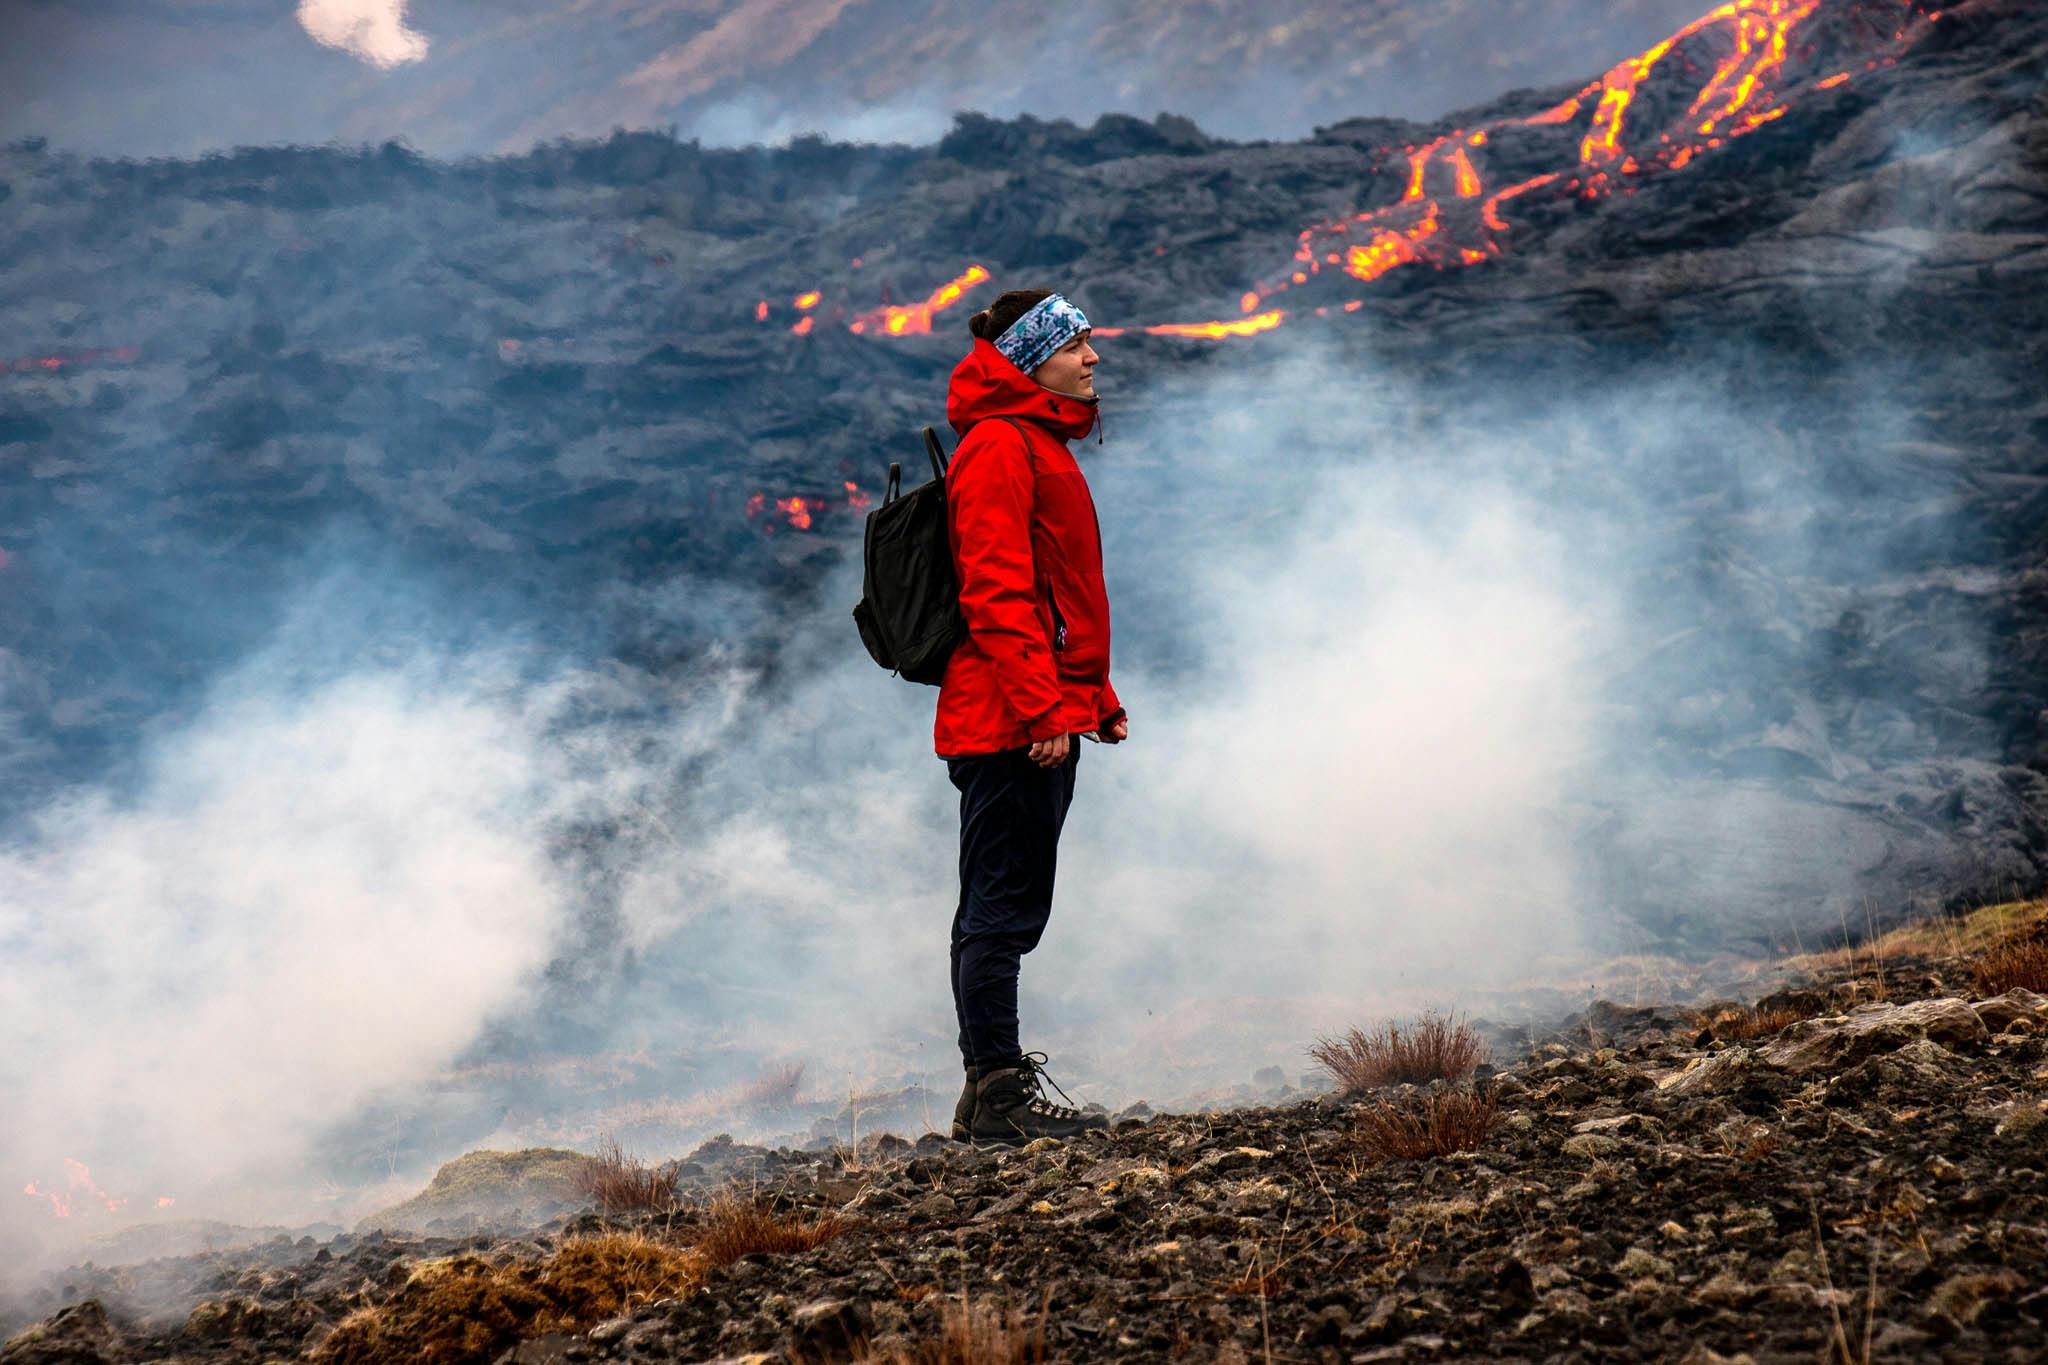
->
[993, 293, 1092, 376]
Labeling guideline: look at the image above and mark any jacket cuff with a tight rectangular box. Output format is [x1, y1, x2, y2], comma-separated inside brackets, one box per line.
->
[1098, 706, 1126, 729]
[1024, 708, 1067, 743]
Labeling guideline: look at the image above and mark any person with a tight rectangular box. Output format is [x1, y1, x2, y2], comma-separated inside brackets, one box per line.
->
[936, 288, 1129, 1144]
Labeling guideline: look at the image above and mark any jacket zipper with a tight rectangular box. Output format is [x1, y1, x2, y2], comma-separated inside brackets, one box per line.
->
[1048, 589, 1068, 653]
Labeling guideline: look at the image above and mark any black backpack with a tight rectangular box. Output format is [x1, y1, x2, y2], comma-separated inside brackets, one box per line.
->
[851, 426, 971, 684]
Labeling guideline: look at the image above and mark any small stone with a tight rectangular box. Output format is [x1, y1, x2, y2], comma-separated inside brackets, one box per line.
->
[1614, 1246, 1674, 1281]
[1695, 1270, 1753, 1307]
[1020, 1137, 1061, 1154]
[788, 1298, 871, 1358]
[1561, 1133, 1622, 1159]
[1995, 1100, 2046, 1136]
[587, 1316, 632, 1344]
[1570, 1114, 1636, 1134]
[1677, 1347, 1756, 1365]
[1657, 1220, 1692, 1243]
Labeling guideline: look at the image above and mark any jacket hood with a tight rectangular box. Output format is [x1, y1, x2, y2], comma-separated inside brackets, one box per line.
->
[946, 338, 1099, 443]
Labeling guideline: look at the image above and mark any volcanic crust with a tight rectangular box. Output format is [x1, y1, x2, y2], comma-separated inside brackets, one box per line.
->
[5, 906, 2045, 1362]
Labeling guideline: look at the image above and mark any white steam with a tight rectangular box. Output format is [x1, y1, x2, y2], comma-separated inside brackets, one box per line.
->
[0, 650, 577, 1222]
[1, 336, 1968, 1245]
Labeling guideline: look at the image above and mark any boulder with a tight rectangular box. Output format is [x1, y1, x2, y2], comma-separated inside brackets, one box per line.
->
[1971, 987, 2048, 1034]
[1757, 999, 1988, 1075]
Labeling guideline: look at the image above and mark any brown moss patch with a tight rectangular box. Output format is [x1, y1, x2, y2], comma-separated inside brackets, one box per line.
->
[1310, 1012, 1486, 1093]
[315, 1233, 703, 1365]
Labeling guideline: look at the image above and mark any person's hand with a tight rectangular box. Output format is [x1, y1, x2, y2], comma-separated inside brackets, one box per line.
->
[1027, 732, 1071, 767]
[1099, 716, 1129, 744]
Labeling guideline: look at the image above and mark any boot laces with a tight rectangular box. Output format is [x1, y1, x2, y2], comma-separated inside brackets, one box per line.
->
[1017, 1051, 1083, 1120]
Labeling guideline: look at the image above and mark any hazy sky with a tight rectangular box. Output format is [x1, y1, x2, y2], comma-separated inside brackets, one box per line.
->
[1, 0, 1716, 158]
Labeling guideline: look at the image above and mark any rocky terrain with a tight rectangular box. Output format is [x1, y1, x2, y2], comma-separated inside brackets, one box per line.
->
[5, 900, 2045, 1362]
[5, 0, 2048, 1339]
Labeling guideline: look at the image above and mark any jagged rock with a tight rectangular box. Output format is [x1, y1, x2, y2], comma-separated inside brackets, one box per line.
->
[1758, 998, 1988, 1074]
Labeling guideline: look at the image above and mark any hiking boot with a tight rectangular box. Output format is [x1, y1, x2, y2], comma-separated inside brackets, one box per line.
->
[968, 1052, 1109, 1144]
[949, 1069, 977, 1141]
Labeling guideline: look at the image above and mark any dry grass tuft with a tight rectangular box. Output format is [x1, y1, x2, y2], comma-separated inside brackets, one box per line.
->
[1696, 1002, 1812, 1042]
[574, 1137, 680, 1214]
[694, 1191, 851, 1268]
[855, 1291, 1047, 1364]
[1310, 1012, 1486, 1093]
[315, 1232, 704, 1365]
[1791, 897, 2047, 972]
[1353, 1089, 1499, 1163]
[1973, 930, 2048, 996]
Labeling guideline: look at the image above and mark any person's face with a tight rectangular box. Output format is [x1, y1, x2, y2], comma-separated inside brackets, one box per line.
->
[1031, 331, 1098, 398]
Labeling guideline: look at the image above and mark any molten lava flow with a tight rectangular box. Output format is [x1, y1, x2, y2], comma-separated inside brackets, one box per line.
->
[742, 481, 873, 530]
[790, 316, 815, 336]
[834, 0, 1937, 343]
[793, 291, 821, 310]
[848, 265, 991, 336]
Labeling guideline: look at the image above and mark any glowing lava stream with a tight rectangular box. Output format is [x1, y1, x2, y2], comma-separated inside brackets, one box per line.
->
[759, 0, 1941, 342]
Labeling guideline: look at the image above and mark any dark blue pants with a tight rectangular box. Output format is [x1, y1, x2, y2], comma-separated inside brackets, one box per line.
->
[947, 743, 1079, 1076]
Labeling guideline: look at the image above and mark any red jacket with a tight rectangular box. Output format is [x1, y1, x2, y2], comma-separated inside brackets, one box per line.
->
[934, 339, 1123, 757]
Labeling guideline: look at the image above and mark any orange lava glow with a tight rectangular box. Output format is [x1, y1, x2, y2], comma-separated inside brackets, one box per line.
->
[20, 1159, 169, 1219]
[790, 316, 815, 336]
[743, 481, 874, 531]
[1137, 311, 1286, 340]
[6, 345, 141, 373]
[830, 0, 1934, 348]
[793, 291, 821, 310]
[848, 265, 991, 336]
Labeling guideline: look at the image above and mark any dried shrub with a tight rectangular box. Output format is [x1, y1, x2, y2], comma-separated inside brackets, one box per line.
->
[855, 1292, 1047, 1364]
[1353, 1089, 1499, 1163]
[694, 1191, 851, 1268]
[574, 1137, 680, 1214]
[315, 1233, 704, 1365]
[1310, 1012, 1486, 1093]
[1974, 932, 2048, 996]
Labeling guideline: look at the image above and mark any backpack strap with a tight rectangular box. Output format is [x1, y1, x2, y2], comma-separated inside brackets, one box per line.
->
[922, 427, 948, 481]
